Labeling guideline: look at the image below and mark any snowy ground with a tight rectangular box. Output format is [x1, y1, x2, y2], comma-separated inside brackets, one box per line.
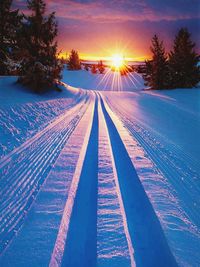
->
[0, 70, 200, 267]
[62, 68, 145, 91]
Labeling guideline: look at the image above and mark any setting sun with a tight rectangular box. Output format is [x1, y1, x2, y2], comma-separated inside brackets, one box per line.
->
[111, 54, 124, 69]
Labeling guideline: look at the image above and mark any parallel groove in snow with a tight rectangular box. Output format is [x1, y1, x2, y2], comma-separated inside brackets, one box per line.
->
[49, 94, 96, 267]
[105, 98, 200, 228]
[97, 98, 135, 267]
[0, 97, 89, 253]
[100, 94, 178, 267]
[0, 90, 87, 161]
[0, 94, 95, 267]
[103, 95, 200, 266]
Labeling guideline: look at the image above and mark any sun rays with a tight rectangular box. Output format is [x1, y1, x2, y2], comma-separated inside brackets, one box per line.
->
[96, 61, 144, 91]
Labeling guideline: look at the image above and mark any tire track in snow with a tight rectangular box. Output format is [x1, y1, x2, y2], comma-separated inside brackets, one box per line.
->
[100, 94, 178, 267]
[0, 96, 90, 254]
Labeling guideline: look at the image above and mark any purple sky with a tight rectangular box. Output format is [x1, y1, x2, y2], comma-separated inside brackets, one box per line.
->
[13, 0, 200, 60]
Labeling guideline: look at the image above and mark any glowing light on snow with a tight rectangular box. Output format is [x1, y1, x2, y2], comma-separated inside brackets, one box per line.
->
[96, 50, 145, 91]
[111, 54, 124, 70]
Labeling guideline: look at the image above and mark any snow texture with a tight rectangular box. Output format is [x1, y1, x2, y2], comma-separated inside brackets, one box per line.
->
[0, 70, 199, 267]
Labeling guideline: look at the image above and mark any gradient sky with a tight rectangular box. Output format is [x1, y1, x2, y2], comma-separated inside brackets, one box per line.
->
[14, 0, 200, 60]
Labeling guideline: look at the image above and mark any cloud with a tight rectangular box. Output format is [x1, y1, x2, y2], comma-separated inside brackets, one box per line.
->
[44, 0, 200, 23]
[13, 0, 200, 22]
[12, 0, 200, 57]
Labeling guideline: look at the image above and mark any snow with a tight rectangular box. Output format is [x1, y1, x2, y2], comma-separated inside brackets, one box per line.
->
[0, 71, 200, 267]
[62, 68, 145, 91]
[102, 93, 200, 266]
[0, 76, 82, 157]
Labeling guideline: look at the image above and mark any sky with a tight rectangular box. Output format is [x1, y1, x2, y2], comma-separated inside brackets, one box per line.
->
[14, 0, 200, 61]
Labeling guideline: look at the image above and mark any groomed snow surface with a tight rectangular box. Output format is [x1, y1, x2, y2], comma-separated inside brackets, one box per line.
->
[0, 69, 200, 267]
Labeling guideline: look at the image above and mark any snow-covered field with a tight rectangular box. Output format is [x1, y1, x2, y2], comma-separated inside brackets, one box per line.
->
[0, 70, 200, 267]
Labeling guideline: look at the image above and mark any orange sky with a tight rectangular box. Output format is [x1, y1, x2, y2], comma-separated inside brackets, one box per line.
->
[14, 0, 200, 61]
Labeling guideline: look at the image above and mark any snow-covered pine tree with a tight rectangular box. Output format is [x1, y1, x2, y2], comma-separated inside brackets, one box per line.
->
[168, 28, 200, 88]
[67, 50, 81, 70]
[143, 35, 168, 89]
[0, 0, 22, 75]
[18, 0, 62, 92]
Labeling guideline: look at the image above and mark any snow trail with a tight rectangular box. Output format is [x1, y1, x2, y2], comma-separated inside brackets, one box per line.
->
[0, 93, 95, 267]
[0, 96, 89, 253]
[102, 94, 200, 266]
[100, 95, 178, 267]
[50, 93, 98, 267]
[97, 97, 135, 267]
[1, 77, 199, 267]
[105, 96, 200, 228]
[60, 95, 98, 267]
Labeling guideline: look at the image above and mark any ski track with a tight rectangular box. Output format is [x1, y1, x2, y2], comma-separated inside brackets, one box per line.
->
[0, 94, 90, 253]
[0, 93, 95, 267]
[49, 93, 177, 267]
[0, 86, 199, 267]
[97, 98, 135, 267]
[104, 95, 200, 266]
[49, 92, 97, 267]
[105, 96, 200, 227]
[0, 89, 85, 159]
[99, 95, 177, 267]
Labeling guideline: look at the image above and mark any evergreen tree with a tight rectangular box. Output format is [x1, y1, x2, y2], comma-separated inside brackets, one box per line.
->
[168, 28, 200, 88]
[18, 0, 62, 92]
[143, 60, 153, 86]
[0, 0, 22, 75]
[143, 35, 168, 89]
[97, 60, 105, 74]
[91, 64, 97, 74]
[67, 50, 81, 70]
[84, 64, 89, 71]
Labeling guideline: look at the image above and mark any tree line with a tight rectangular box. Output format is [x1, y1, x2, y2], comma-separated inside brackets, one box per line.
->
[66, 50, 106, 74]
[0, 0, 62, 92]
[1, 1, 199, 92]
[143, 28, 200, 89]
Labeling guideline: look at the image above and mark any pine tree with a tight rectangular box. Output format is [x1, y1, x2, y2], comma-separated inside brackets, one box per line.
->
[143, 35, 168, 89]
[0, 0, 22, 75]
[168, 28, 200, 88]
[84, 64, 89, 71]
[18, 0, 62, 92]
[67, 50, 81, 70]
[97, 60, 105, 74]
[143, 60, 153, 86]
[91, 64, 97, 74]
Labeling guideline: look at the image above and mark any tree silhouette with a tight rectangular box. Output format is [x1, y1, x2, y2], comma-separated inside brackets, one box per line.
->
[97, 60, 105, 74]
[18, 0, 62, 92]
[168, 28, 200, 88]
[143, 35, 168, 89]
[84, 64, 89, 71]
[67, 50, 81, 70]
[91, 64, 97, 74]
[0, 0, 22, 75]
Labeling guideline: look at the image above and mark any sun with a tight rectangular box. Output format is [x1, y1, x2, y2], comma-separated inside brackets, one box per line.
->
[111, 54, 124, 69]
